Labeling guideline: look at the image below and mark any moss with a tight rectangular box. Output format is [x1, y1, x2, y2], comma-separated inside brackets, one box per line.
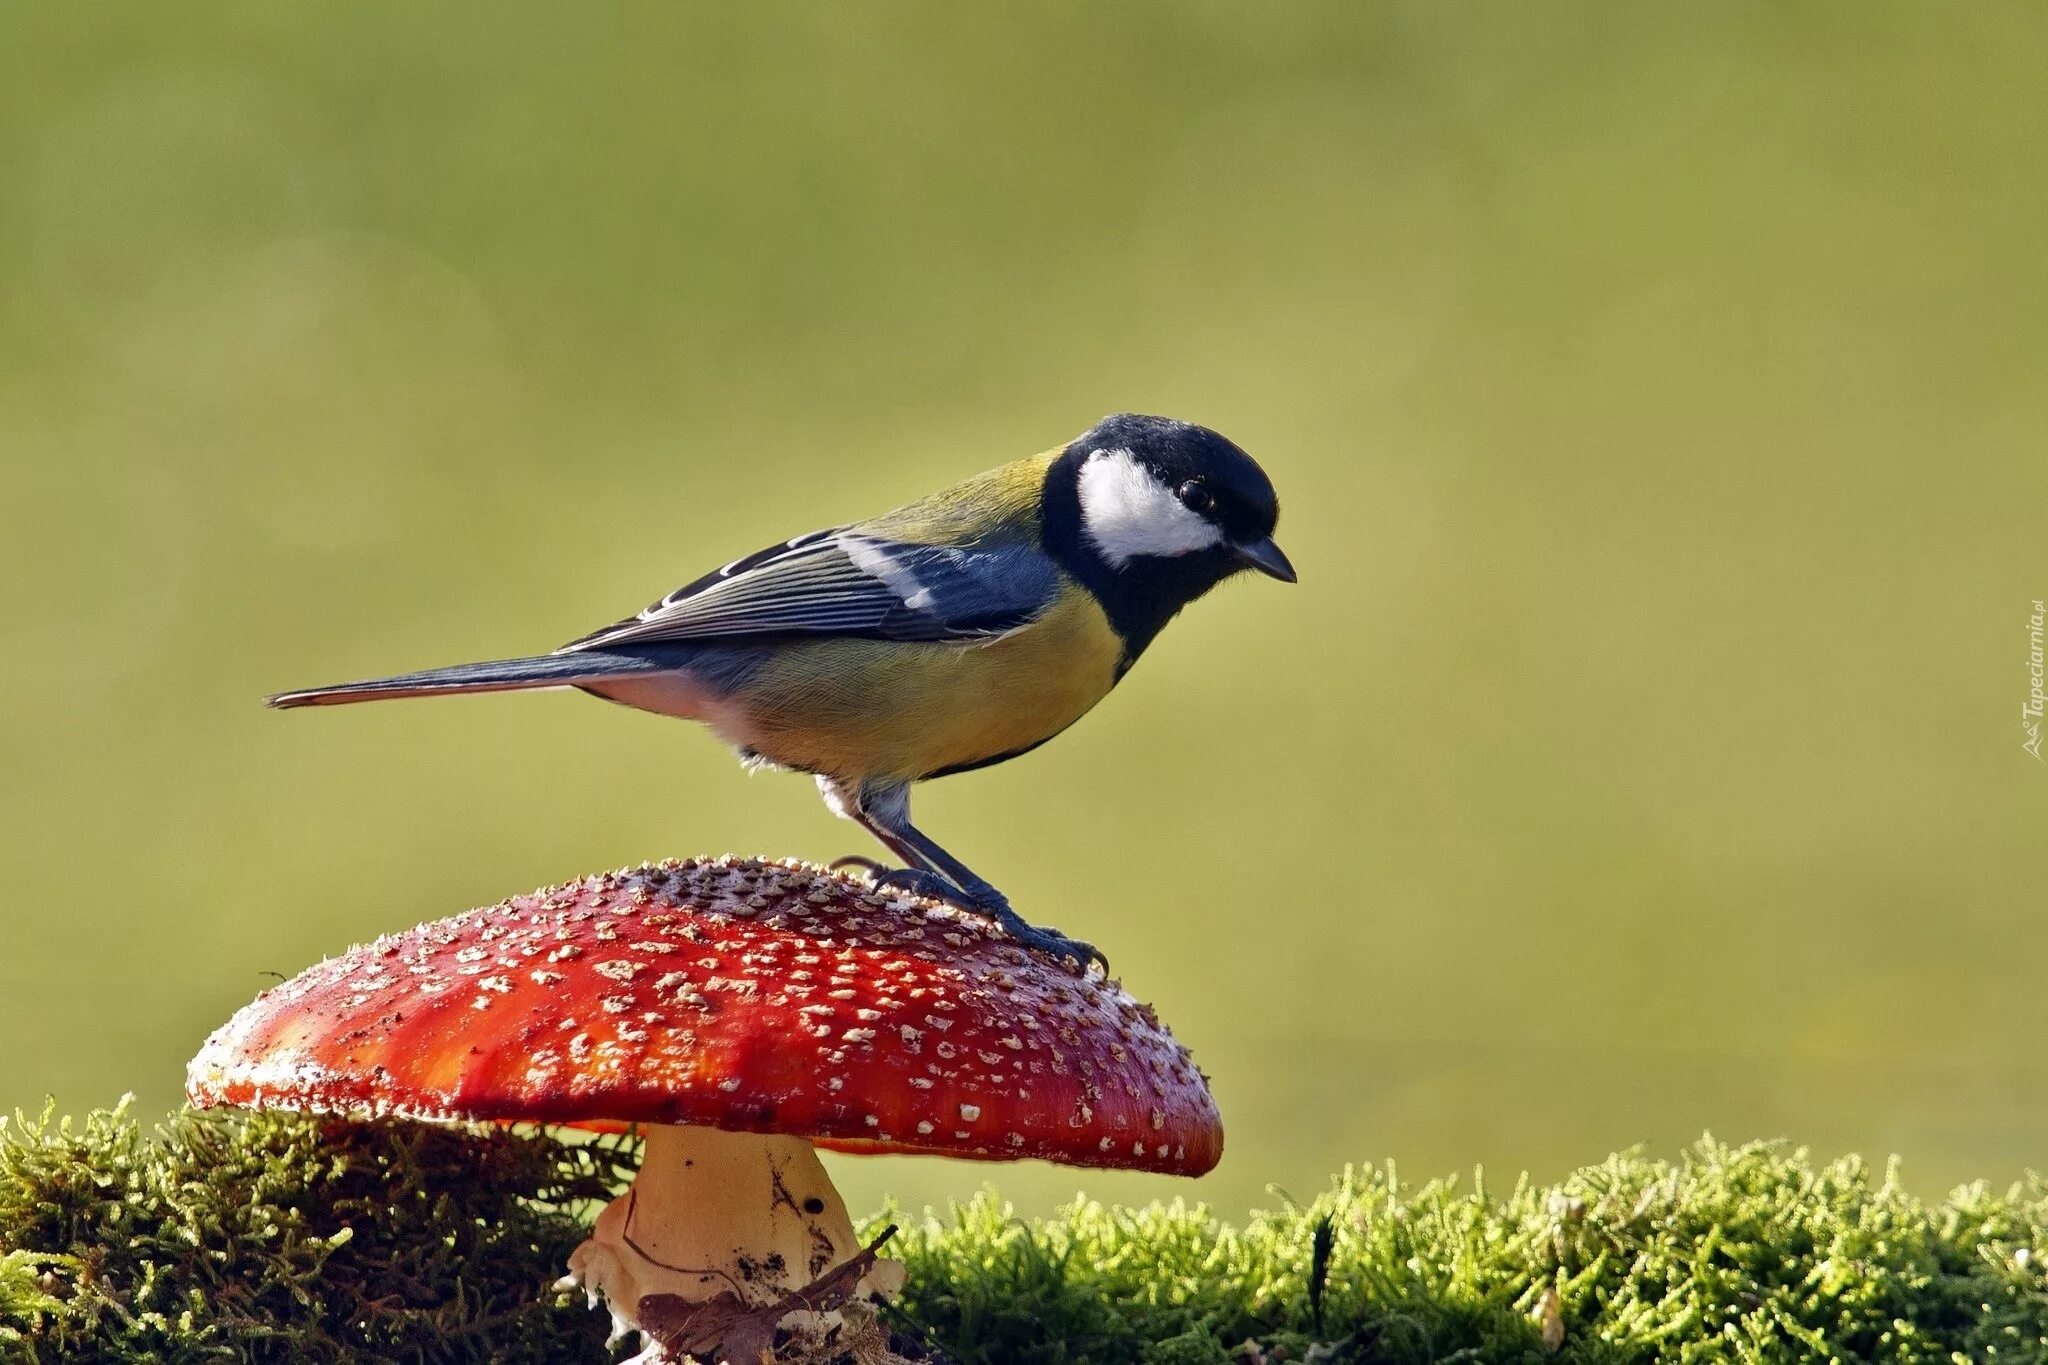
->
[6, 1108, 2048, 1364]
[893, 1151, 2048, 1364]
[0, 1100, 631, 1364]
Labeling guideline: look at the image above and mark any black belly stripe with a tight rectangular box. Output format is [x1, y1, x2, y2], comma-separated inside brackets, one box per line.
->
[919, 733, 1061, 781]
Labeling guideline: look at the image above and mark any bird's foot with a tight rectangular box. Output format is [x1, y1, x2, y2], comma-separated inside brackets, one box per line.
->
[831, 861, 1106, 974]
[987, 908, 1108, 976]
[831, 858, 962, 905]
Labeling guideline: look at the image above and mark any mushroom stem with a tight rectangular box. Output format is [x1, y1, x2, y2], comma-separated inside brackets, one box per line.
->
[563, 1124, 904, 1348]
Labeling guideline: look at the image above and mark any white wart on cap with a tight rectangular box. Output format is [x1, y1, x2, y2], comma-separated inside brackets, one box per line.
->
[1076, 448, 1226, 567]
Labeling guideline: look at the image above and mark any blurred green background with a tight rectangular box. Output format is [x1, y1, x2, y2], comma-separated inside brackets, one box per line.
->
[4, 3, 2046, 1223]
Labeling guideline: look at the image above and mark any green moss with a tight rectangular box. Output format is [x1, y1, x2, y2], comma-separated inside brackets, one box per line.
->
[894, 1151, 2048, 1364]
[0, 1100, 631, 1364]
[6, 1107, 2048, 1364]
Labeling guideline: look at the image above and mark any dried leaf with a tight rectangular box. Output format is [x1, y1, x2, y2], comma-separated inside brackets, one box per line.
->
[1533, 1285, 1564, 1353]
[638, 1226, 899, 1363]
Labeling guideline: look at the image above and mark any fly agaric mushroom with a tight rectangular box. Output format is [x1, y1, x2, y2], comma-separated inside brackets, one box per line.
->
[187, 857, 1222, 1363]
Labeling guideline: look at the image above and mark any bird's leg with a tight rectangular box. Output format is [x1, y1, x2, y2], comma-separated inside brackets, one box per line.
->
[818, 779, 937, 887]
[825, 779, 1106, 973]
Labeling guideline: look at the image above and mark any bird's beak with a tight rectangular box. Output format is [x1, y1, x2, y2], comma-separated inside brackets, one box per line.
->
[1233, 536, 1297, 583]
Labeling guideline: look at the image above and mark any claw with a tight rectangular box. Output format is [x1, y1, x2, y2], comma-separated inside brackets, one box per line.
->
[834, 862, 1107, 975]
[997, 917, 1108, 975]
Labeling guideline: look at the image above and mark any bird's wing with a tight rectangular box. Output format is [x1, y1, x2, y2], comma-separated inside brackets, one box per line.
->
[558, 526, 1059, 652]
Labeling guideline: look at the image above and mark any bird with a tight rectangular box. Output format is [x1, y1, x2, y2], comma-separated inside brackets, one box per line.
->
[269, 413, 1294, 969]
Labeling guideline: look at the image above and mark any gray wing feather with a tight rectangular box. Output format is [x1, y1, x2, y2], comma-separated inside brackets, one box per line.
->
[559, 528, 1057, 652]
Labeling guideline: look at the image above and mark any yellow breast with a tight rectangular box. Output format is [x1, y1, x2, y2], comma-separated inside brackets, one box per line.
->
[732, 581, 1126, 782]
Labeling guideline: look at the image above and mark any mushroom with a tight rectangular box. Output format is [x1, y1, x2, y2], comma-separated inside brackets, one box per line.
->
[187, 857, 1223, 1362]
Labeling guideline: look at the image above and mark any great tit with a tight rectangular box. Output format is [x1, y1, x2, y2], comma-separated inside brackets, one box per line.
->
[270, 412, 1294, 968]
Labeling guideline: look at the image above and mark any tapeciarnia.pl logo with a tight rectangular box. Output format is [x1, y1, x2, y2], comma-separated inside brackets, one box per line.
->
[2026, 599, 2045, 761]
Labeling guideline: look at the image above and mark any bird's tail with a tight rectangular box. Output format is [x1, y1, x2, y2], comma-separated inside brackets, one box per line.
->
[266, 651, 669, 709]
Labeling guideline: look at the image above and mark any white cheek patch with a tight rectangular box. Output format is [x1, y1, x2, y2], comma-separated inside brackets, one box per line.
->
[1076, 449, 1225, 567]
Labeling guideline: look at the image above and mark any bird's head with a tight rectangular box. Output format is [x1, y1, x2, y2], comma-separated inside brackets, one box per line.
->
[1064, 412, 1293, 581]
[1046, 413, 1294, 655]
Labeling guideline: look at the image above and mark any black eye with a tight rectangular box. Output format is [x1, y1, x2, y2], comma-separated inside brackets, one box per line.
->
[1177, 480, 1213, 513]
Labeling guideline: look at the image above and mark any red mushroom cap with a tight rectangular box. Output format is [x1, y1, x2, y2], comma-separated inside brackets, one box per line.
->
[187, 858, 1221, 1175]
